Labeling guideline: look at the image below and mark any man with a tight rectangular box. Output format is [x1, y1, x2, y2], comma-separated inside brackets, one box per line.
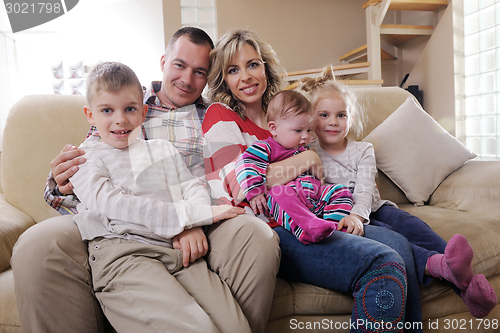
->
[11, 27, 280, 333]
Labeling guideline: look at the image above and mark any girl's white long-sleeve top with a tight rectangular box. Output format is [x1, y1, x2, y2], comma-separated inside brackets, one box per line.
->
[311, 139, 396, 223]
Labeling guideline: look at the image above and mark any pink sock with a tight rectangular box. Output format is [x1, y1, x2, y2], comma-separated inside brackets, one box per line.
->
[461, 274, 498, 318]
[300, 222, 335, 244]
[426, 234, 474, 290]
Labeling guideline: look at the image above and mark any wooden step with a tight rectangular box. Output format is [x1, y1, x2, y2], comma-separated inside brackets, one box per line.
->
[341, 79, 384, 86]
[380, 24, 434, 42]
[284, 62, 371, 81]
[285, 79, 384, 91]
[339, 45, 395, 63]
[363, 0, 447, 11]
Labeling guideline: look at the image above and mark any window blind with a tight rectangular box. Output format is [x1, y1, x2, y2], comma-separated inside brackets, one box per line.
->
[464, 0, 500, 159]
[180, 0, 217, 44]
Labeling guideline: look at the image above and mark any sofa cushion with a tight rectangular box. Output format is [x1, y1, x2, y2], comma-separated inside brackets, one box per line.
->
[363, 97, 476, 206]
[430, 160, 500, 218]
[375, 169, 409, 206]
[0, 269, 20, 330]
[400, 204, 500, 280]
[0, 194, 34, 272]
[269, 278, 295, 321]
[2, 95, 89, 223]
[0, 152, 3, 194]
[292, 282, 353, 315]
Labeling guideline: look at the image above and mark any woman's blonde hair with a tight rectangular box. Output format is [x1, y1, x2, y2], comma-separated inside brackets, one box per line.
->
[296, 65, 366, 140]
[208, 29, 285, 119]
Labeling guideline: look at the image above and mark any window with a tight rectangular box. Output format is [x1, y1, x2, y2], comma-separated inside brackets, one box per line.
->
[180, 0, 217, 43]
[0, 0, 165, 149]
[0, 32, 21, 150]
[463, 0, 500, 159]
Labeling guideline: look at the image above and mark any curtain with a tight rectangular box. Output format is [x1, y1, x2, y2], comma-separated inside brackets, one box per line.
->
[0, 32, 21, 151]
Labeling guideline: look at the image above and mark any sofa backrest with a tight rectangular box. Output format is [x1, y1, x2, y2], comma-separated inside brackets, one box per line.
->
[351, 86, 414, 205]
[1, 87, 413, 223]
[354, 86, 416, 138]
[2, 94, 89, 223]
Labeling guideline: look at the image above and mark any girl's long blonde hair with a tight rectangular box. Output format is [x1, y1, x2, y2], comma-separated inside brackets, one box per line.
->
[296, 65, 366, 140]
[207, 29, 285, 119]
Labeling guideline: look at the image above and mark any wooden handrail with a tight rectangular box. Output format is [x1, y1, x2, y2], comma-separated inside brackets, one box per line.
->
[339, 45, 370, 62]
[339, 45, 395, 62]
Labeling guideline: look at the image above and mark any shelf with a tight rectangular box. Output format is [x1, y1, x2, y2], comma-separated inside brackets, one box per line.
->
[363, 0, 448, 11]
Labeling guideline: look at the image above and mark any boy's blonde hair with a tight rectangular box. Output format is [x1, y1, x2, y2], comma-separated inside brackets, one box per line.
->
[208, 29, 285, 120]
[297, 65, 366, 140]
[267, 90, 311, 123]
[86, 62, 143, 104]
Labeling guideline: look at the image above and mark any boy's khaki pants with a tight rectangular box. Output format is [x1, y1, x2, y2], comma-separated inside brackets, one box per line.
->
[11, 214, 280, 333]
[88, 237, 249, 333]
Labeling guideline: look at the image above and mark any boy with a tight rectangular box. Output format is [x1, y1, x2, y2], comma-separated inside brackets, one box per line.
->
[235, 90, 353, 245]
[70, 62, 249, 333]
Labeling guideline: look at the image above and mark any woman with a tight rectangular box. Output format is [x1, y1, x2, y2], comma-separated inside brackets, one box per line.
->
[203, 29, 422, 332]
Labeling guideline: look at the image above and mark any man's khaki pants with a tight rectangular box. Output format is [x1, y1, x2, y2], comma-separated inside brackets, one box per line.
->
[88, 237, 249, 333]
[11, 214, 280, 333]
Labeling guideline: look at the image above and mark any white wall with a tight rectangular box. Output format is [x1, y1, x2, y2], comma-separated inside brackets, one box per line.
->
[405, 3, 456, 134]
[1, 0, 165, 96]
[162, 0, 368, 73]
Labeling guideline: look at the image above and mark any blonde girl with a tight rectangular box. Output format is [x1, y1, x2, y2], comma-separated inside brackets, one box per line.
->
[300, 66, 497, 319]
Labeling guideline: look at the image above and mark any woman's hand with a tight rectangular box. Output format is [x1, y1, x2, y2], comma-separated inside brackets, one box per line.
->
[172, 227, 208, 267]
[249, 193, 268, 215]
[310, 164, 324, 185]
[50, 144, 86, 194]
[337, 214, 364, 236]
[211, 205, 245, 223]
[266, 150, 323, 189]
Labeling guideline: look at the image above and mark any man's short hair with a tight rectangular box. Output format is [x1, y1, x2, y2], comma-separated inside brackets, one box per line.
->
[86, 62, 143, 104]
[165, 27, 214, 55]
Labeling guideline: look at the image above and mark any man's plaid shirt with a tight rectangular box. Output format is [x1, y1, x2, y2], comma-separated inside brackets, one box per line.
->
[43, 81, 210, 215]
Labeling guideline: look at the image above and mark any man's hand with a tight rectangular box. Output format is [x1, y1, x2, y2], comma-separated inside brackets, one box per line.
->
[249, 193, 268, 215]
[172, 227, 208, 268]
[211, 205, 245, 223]
[50, 144, 86, 194]
[337, 214, 364, 236]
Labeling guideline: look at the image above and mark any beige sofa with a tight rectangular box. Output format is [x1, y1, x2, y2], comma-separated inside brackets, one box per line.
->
[0, 87, 499, 333]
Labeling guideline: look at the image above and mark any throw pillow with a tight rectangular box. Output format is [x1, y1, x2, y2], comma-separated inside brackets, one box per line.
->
[363, 96, 476, 206]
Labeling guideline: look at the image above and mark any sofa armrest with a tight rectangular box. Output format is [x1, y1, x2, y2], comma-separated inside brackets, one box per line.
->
[429, 160, 500, 218]
[0, 194, 35, 273]
[0, 151, 2, 194]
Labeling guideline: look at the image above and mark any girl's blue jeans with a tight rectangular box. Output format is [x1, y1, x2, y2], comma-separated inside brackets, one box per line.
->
[275, 224, 423, 333]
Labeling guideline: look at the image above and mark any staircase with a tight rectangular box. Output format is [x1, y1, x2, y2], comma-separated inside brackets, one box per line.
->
[283, 0, 448, 87]
[284, 62, 383, 88]
[342, 0, 448, 83]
